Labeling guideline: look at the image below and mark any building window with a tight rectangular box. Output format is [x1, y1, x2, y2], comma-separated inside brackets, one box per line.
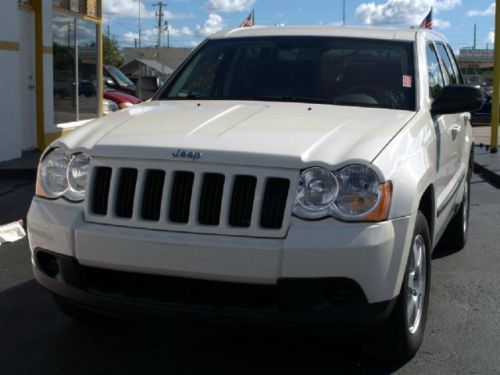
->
[18, 0, 34, 8]
[53, 14, 99, 124]
[53, 14, 77, 124]
[77, 19, 98, 120]
[53, 0, 100, 18]
[86, 0, 98, 17]
[53, 0, 68, 9]
[69, 0, 79, 13]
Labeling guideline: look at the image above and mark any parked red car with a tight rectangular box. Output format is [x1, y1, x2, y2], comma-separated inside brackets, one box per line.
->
[103, 90, 140, 109]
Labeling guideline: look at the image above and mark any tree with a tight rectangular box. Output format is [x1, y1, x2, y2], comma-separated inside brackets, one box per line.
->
[103, 34, 123, 67]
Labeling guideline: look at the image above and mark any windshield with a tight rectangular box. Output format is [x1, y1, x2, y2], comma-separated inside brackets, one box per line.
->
[158, 36, 416, 110]
[106, 66, 135, 87]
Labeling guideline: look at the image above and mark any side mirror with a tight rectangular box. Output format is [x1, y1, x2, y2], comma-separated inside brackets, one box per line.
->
[104, 78, 116, 87]
[431, 85, 484, 115]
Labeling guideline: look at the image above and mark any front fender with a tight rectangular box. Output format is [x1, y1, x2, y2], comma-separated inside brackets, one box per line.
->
[371, 111, 436, 219]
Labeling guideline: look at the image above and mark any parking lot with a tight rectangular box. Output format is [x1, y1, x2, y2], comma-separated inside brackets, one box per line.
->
[0, 172, 499, 374]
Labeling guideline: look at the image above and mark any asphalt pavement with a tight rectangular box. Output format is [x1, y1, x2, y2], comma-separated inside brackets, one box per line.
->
[0, 174, 499, 374]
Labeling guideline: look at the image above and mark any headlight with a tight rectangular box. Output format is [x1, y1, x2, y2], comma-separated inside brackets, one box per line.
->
[66, 153, 92, 201]
[37, 148, 71, 198]
[335, 165, 383, 219]
[103, 99, 118, 115]
[294, 167, 339, 219]
[293, 165, 392, 222]
[36, 148, 92, 201]
[119, 102, 135, 109]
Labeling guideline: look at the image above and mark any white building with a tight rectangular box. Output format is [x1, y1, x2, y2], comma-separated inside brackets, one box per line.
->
[0, 0, 103, 162]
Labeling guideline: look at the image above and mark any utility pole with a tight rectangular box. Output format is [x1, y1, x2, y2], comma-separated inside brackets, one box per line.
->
[153, 2, 166, 58]
[107, 25, 110, 40]
[343, 0, 346, 26]
[137, 0, 142, 100]
[165, 20, 170, 48]
[473, 24, 477, 50]
[489, 0, 500, 153]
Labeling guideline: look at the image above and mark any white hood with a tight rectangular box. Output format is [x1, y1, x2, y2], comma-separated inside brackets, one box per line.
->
[59, 100, 415, 169]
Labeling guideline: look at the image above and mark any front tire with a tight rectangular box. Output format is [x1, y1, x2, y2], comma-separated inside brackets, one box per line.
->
[370, 211, 431, 360]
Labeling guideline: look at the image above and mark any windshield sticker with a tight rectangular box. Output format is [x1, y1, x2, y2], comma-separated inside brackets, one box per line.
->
[403, 75, 413, 88]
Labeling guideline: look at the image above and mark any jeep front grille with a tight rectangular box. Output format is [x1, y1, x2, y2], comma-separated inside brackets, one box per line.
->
[85, 159, 297, 238]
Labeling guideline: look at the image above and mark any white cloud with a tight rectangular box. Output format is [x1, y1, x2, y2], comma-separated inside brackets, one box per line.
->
[196, 13, 225, 37]
[433, 18, 451, 29]
[434, 0, 461, 11]
[467, 3, 495, 17]
[103, 0, 154, 18]
[168, 25, 194, 37]
[488, 30, 495, 44]
[122, 25, 194, 46]
[122, 31, 140, 45]
[205, 0, 256, 12]
[103, 0, 189, 20]
[355, 0, 460, 26]
[122, 29, 157, 45]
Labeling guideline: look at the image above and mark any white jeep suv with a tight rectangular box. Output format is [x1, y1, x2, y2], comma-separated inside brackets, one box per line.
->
[28, 26, 483, 359]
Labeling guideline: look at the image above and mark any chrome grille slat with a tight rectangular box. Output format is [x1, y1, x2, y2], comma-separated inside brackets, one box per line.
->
[158, 171, 172, 223]
[131, 169, 145, 221]
[249, 176, 266, 231]
[106, 168, 120, 219]
[85, 159, 298, 239]
[187, 173, 202, 226]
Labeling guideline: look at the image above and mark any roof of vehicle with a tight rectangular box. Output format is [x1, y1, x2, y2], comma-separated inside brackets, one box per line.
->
[211, 26, 447, 43]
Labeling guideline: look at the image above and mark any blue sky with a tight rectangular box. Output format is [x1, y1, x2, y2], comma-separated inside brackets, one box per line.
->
[103, 0, 497, 51]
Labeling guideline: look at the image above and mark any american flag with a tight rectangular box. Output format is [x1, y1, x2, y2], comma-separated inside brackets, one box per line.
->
[240, 9, 255, 28]
[420, 8, 433, 30]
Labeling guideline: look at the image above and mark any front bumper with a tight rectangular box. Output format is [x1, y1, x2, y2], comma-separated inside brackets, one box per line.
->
[34, 249, 396, 331]
[28, 197, 416, 306]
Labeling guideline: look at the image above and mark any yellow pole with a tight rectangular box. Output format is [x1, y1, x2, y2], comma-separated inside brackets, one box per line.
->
[97, 6, 103, 117]
[34, 0, 45, 150]
[490, 0, 500, 153]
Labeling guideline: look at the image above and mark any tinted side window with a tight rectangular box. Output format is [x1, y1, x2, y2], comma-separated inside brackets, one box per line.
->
[436, 43, 457, 84]
[445, 44, 463, 84]
[426, 44, 445, 99]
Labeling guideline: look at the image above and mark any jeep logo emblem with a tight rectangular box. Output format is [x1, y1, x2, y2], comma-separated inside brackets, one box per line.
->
[172, 149, 203, 161]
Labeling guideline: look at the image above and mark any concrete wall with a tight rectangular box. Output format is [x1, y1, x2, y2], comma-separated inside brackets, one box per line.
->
[0, 1, 58, 162]
[0, 2, 101, 162]
[0, 0, 23, 162]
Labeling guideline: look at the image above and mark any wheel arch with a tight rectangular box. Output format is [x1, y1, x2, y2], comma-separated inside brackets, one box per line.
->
[417, 184, 435, 248]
